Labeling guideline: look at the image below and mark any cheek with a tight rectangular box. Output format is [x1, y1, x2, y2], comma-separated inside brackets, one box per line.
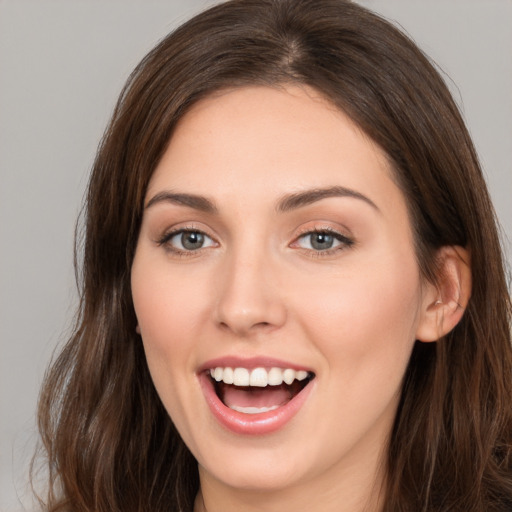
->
[131, 259, 214, 428]
[131, 256, 212, 377]
[293, 256, 422, 376]
[133, 253, 208, 331]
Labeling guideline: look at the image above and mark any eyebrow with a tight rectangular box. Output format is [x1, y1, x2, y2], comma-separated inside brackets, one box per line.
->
[145, 191, 218, 213]
[145, 185, 378, 214]
[277, 186, 379, 213]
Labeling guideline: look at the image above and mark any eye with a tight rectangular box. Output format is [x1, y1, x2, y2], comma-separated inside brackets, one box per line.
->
[294, 230, 353, 252]
[160, 229, 216, 252]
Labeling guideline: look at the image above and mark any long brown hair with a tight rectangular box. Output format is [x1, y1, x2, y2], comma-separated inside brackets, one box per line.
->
[35, 1, 512, 510]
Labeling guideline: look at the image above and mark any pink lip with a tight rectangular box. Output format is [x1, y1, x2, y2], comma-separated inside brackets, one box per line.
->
[198, 361, 315, 436]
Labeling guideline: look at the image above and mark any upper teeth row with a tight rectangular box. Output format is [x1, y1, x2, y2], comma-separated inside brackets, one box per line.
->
[209, 367, 309, 387]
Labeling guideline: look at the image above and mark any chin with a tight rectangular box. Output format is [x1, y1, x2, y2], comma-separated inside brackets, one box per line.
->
[199, 450, 311, 492]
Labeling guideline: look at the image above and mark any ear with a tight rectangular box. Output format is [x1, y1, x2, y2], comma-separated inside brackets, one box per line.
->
[135, 324, 141, 334]
[415, 246, 472, 343]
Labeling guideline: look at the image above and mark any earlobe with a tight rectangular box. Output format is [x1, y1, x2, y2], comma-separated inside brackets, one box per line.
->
[415, 246, 472, 343]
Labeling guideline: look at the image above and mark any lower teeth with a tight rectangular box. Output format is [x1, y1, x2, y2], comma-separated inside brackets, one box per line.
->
[229, 404, 280, 414]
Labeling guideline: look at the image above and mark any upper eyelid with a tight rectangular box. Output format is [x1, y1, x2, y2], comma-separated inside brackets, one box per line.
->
[297, 226, 343, 235]
[154, 222, 354, 247]
[156, 228, 218, 257]
[292, 225, 355, 248]
[295, 231, 352, 243]
[158, 221, 213, 235]
[157, 226, 215, 244]
[294, 224, 353, 240]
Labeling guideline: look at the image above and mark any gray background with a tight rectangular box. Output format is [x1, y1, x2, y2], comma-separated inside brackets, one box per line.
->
[1, 1, 510, 510]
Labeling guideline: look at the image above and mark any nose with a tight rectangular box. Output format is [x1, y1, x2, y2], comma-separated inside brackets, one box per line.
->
[214, 247, 287, 337]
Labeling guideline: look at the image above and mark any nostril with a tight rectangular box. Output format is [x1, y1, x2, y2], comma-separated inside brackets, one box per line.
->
[254, 321, 271, 328]
[216, 318, 277, 336]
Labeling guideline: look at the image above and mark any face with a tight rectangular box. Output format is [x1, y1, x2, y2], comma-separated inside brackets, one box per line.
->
[131, 86, 430, 497]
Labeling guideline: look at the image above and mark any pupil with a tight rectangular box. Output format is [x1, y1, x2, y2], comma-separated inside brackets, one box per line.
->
[311, 233, 333, 250]
[182, 232, 204, 250]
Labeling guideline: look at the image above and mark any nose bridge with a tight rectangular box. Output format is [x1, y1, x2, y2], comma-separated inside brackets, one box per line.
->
[214, 236, 286, 336]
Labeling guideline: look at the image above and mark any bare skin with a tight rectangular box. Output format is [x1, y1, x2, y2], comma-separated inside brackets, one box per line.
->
[131, 85, 470, 512]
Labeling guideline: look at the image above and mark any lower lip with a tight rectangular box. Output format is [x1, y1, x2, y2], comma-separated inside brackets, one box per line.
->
[199, 372, 314, 435]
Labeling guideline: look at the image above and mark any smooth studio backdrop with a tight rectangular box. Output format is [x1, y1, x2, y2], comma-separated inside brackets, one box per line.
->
[1, 1, 511, 510]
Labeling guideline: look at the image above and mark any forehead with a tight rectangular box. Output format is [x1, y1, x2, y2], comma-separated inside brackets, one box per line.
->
[147, 85, 403, 216]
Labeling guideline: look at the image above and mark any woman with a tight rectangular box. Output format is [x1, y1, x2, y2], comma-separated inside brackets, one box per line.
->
[36, 0, 512, 511]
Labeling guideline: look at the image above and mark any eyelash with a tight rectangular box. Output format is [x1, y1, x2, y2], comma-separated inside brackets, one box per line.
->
[292, 227, 354, 257]
[156, 227, 216, 257]
[156, 226, 354, 258]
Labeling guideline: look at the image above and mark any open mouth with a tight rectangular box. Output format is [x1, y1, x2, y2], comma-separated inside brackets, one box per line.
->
[208, 367, 315, 415]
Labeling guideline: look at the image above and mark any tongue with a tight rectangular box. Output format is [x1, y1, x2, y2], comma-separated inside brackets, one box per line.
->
[222, 384, 291, 409]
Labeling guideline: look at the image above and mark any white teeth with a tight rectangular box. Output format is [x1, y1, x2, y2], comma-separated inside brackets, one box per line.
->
[296, 370, 308, 381]
[209, 366, 311, 387]
[283, 368, 295, 385]
[229, 404, 280, 414]
[268, 367, 283, 385]
[233, 367, 250, 386]
[223, 366, 234, 384]
[249, 367, 268, 387]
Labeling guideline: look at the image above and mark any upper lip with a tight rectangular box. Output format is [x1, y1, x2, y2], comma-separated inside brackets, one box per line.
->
[198, 356, 314, 374]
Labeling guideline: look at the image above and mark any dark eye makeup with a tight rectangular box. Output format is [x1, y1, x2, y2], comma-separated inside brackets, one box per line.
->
[155, 225, 354, 258]
[156, 228, 216, 255]
[292, 228, 354, 256]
